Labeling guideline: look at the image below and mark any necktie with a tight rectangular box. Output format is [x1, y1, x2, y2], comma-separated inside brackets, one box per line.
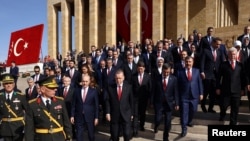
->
[7, 94, 10, 104]
[35, 75, 38, 82]
[118, 86, 122, 101]
[163, 77, 167, 91]
[108, 68, 111, 75]
[213, 49, 217, 61]
[82, 88, 87, 102]
[157, 51, 160, 57]
[70, 69, 73, 78]
[231, 62, 235, 70]
[46, 100, 50, 111]
[63, 87, 68, 98]
[29, 88, 32, 96]
[187, 69, 192, 81]
[139, 74, 143, 85]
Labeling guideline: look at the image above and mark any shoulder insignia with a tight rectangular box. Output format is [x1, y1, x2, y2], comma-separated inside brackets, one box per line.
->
[0, 92, 3, 96]
[55, 96, 64, 100]
[16, 92, 25, 95]
[29, 98, 37, 104]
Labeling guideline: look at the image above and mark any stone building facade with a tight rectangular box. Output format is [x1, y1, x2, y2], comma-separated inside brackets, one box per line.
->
[47, 0, 250, 58]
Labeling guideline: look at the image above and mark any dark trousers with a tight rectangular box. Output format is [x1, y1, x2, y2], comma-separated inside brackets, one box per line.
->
[154, 103, 172, 141]
[132, 99, 138, 131]
[110, 116, 131, 141]
[201, 79, 216, 110]
[3, 134, 24, 141]
[75, 114, 95, 141]
[138, 99, 148, 128]
[219, 94, 240, 125]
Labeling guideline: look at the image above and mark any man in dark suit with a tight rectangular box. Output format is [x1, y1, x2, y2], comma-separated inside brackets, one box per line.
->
[112, 50, 123, 70]
[58, 76, 76, 138]
[216, 47, 249, 125]
[200, 37, 224, 113]
[25, 76, 72, 141]
[142, 44, 157, 74]
[9, 61, 19, 89]
[71, 75, 99, 141]
[25, 77, 39, 100]
[131, 61, 151, 136]
[31, 65, 46, 82]
[237, 25, 250, 43]
[65, 60, 81, 88]
[152, 63, 179, 141]
[0, 74, 29, 141]
[105, 69, 134, 141]
[198, 27, 214, 55]
[176, 56, 203, 137]
[123, 54, 137, 84]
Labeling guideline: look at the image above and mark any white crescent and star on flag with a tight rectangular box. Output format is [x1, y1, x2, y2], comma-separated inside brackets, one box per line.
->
[10, 38, 29, 57]
[124, 0, 149, 39]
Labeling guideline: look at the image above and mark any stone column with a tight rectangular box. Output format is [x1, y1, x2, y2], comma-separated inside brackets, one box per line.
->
[106, 0, 116, 45]
[89, 0, 98, 52]
[220, 0, 224, 27]
[130, 0, 141, 42]
[74, 0, 84, 55]
[152, 0, 163, 42]
[177, 0, 188, 39]
[238, 0, 250, 25]
[205, 0, 217, 28]
[47, 2, 58, 59]
[61, 0, 72, 58]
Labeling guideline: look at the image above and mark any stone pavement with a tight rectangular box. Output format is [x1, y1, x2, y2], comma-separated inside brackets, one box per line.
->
[1, 76, 249, 141]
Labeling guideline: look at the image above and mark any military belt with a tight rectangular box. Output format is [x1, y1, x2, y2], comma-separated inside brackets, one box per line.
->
[35, 127, 64, 134]
[2, 117, 24, 122]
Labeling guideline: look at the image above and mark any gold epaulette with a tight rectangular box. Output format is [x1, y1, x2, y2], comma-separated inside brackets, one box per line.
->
[55, 96, 64, 100]
[16, 92, 25, 95]
[29, 98, 37, 104]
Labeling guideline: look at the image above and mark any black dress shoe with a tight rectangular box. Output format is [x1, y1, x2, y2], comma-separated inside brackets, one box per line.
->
[219, 117, 224, 121]
[187, 123, 193, 127]
[140, 127, 145, 131]
[133, 131, 138, 137]
[154, 127, 158, 133]
[208, 109, 216, 113]
[201, 106, 207, 113]
[181, 130, 187, 137]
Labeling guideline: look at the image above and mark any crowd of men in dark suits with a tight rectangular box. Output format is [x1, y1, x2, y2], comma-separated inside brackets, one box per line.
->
[6, 25, 250, 141]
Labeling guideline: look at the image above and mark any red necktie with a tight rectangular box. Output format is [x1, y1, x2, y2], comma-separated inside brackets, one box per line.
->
[231, 62, 235, 70]
[213, 50, 217, 61]
[187, 69, 192, 81]
[82, 88, 87, 102]
[118, 86, 122, 101]
[29, 88, 32, 96]
[163, 77, 167, 91]
[63, 87, 68, 98]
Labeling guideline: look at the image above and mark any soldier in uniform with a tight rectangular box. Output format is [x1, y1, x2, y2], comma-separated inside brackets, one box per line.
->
[0, 73, 28, 141]
[25, 76, 72, 141]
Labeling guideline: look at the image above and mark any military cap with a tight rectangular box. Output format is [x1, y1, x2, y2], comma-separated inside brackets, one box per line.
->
[36, 75, 58, 88]
[1, 73, 14, 84]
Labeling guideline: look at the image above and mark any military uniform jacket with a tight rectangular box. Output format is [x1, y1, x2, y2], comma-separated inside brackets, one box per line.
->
[0, 91, 28, 136]
[25, 96, 72, 141]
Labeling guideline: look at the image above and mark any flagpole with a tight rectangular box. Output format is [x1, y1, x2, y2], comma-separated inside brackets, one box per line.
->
[40, 47, 43, 62]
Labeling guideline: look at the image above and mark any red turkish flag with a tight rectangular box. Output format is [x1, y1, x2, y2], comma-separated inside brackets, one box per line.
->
[117, 0, 130, 43]
[6, 24, 44, 66]
[141, 0, 152, 42]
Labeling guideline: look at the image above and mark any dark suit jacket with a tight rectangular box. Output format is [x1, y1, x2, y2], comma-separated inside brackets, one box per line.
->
[176, 68, 203, 100]
[153, 75, 179, 111]
[200, 48, 224, 79]
[58, 86, 75, 117]
[31, 74, 46, 82]
[122, 62, 137, 84]
[71, 87, 99, 122]
[142, 52, 157, 74]
[132, 72, 152, 100]
[9, 66, 19, 79]
[102, 67, 116, 90]
[65, 69, 81, 88]
[198, 36, 214, 54]
[105, 82, 134, 123]
[216, 61, 248, 97]
[25, 86, 38, 101]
